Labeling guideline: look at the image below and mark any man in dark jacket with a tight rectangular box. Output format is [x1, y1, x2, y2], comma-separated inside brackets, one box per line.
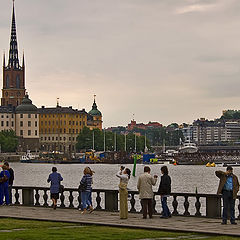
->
[158, 166, 171, 218]
[3, 162, 14, 205]
[215, 166, 239, 225]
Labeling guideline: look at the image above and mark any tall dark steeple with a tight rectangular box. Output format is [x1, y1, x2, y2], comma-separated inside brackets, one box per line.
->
[8, 0, 20, 69]
[1, 0, 26, 107]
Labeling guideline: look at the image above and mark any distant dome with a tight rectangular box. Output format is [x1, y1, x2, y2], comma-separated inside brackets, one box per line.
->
[88, 98, 102, 116]
[16, 95, 38, 113]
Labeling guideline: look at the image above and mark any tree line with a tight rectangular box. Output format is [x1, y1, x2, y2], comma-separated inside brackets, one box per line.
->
[76, 127, 151, 152]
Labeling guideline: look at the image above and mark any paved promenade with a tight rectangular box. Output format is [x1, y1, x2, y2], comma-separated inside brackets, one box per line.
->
[0, 206, 239, 237]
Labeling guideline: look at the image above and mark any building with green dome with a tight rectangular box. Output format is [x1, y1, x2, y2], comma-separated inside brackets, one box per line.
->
[87, 96, 102, 130]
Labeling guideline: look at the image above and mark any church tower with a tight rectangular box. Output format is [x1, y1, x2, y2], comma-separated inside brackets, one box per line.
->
[2, 1, 26, 107]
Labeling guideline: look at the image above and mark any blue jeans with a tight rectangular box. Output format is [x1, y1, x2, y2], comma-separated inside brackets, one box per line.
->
[0, 184, 9, 205]
[161, 196, 170, 217]
[222, 190, 235, 223]
[81, 191, 91, 209]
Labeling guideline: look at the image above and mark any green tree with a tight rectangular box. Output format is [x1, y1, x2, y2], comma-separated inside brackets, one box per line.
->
[76, 127, 150, 153]
[0, 130, 18, 152]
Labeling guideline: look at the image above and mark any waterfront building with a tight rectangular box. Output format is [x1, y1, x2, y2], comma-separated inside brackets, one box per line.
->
[1, 2, 26, 107]
[127, 120, 162, 131]
[192, 119, 240, 145]
[225, 122, 240, 142]
[15, 95, 39, 151]
[0, 3, 103, 153]
[39, 105, 88, 153]
[0, 106, 15, 132]
[87, 96, 102, 130]
[181, 125, 193, 142]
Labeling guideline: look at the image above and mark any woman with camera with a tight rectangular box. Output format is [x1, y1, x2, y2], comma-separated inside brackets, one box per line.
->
[116, 166, 131, 219]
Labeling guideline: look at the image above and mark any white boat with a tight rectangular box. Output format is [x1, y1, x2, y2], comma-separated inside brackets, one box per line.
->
[179, 142, 198, 153]
[20, 150, 39, 161]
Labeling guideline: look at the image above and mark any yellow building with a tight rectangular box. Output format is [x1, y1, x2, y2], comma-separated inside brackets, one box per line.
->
[39, 105, 88, 153]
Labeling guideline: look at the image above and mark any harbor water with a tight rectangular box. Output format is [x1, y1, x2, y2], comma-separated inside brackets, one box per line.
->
[10, 162, 238, 194]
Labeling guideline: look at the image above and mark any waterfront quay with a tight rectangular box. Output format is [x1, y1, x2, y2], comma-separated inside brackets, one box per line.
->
[1, 206, 240, 237]
[3, 186, 240, 237]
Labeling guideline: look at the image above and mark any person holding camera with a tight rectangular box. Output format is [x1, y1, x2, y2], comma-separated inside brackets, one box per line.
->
[216, 166, 239, 225]
[116, 166, 131, 219]
[137, 166, 158, 219]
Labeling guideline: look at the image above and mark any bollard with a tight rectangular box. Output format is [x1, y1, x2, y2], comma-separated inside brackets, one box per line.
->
[22, 188, 34, 206]
[206, 195, 221, 218]
[105, 190, 118, 211]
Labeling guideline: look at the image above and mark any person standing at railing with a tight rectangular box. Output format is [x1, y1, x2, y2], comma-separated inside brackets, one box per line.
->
[0, 164, 10, 206]
[79, 167, 94, 214]
[47, 167, 63, 210]
[215, 166, 239, 225]
[87, 167, 95, 210]
[137, 166, 158, 219]
[116, 166, 131, 219]
[158, 166, 171, 218]
[3, 162, 14, 205]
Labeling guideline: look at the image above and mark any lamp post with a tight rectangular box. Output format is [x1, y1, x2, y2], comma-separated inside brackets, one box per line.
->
[114, 132, 117, 152]
[103, 129, 106, 152]
[144, 133, 147, 153]
[124, 133, 127, 152]
[134, 133, 137, 153]
[92, 131, 95, 151]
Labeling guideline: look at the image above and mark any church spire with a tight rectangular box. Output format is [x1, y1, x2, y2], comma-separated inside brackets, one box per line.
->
[22, 50, 25, 67]
[3, 52, 6, 67]
[8, 0, 20, 69]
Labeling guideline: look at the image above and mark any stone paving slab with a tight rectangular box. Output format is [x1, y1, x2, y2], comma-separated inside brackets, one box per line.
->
[0, 206, 239, 237]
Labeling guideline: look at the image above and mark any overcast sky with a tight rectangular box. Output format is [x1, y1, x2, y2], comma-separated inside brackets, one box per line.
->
[1, 0, 240, 127]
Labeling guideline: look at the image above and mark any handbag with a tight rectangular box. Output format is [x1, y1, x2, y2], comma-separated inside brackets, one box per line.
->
[79, 181, 87, 192]
[59, 184, 64, 193]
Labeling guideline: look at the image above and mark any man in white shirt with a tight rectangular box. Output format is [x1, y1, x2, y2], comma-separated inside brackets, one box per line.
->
[137, 166, 158, 219]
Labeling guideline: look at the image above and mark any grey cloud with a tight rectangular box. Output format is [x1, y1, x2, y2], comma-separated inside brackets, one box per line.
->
[1, 0, 240, 126]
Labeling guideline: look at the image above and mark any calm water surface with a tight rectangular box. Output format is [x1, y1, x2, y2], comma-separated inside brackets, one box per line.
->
[10, 163, 239, 194]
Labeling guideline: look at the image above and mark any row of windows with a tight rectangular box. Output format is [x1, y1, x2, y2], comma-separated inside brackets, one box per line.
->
[20, 130, 38, 136]
[40, 114, 84, 119]
[1, 115, 14, 118]
[41, 136, 76, 141]
[1, 121, 14, 127]
[40, 128, 81, 134]
[20, 114, 38, 119]
[20, 121, 38, 127]
[40, 121, 85, 126]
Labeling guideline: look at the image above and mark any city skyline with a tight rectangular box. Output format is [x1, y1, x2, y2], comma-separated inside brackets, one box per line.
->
[1, 0, 240, 127]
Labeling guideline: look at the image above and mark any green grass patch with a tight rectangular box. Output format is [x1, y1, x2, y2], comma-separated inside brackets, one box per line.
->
[0, 218, 238, 240]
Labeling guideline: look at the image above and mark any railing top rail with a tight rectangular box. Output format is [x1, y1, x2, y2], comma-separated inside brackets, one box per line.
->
[12, 186, 223, 197]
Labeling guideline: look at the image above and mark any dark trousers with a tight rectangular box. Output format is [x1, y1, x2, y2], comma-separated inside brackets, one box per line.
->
[222, 190, 235, 223]
[161, 196, 171, 217]
[141, 199, 153, 218]
[0, 184, 9, 205]
[8, 185, 12, 204]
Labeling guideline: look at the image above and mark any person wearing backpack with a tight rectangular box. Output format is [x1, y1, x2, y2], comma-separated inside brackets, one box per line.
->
[47, 167, 63, 210]
[0, 165, 10, 206]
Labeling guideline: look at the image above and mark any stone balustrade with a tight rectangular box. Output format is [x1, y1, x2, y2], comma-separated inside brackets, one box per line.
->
[11, 186, 234, 218]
